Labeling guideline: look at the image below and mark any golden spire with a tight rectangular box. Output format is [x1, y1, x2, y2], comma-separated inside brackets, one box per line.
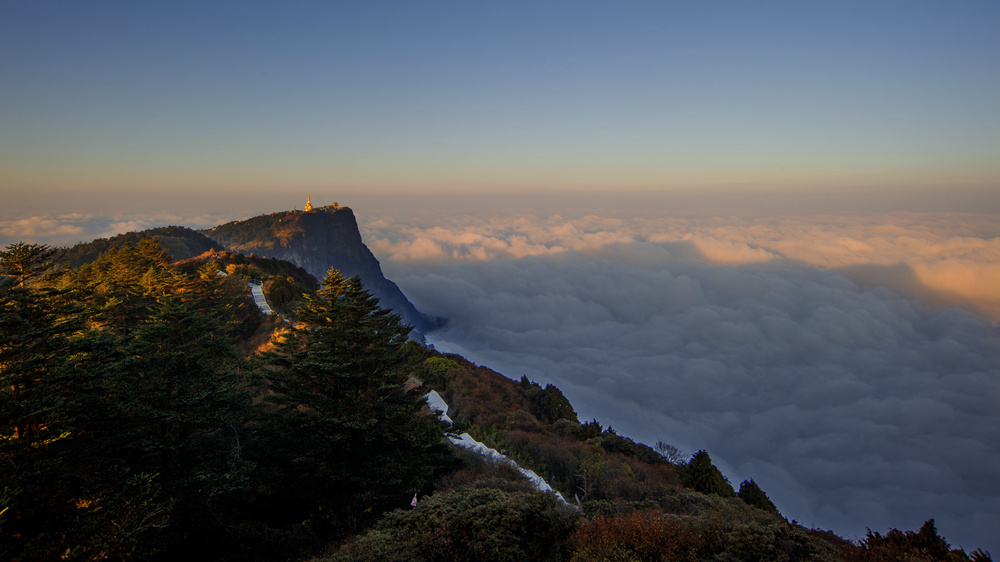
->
[304, 195, 313, 211]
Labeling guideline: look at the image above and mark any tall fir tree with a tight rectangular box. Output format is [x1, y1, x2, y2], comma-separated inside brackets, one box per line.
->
[0, 242, 60, 287]
[681, 450, 736, 497]
[2, 240, 258, 560]
[0, 284, 84, 560]
[257, 269, 454, 540]
[738, 478, 780, 515]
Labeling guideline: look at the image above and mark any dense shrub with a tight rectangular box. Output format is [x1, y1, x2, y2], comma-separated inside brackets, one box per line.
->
[738, 478, 780, 515]
[681, 450, 736, 497]
[850, 519, 990, 562]
[570, 508, 702, 561]
[595, 428, 665, 465]
[576, 419, 604, 440]
[434, 356, 537, 428]
[520, 376, 578, 424]
[328, 485, 578, 562]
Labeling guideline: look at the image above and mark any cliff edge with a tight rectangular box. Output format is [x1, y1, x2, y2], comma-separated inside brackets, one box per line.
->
[202, 205, 434, 333]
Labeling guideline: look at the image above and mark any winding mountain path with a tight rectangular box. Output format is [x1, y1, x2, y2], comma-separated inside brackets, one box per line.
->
[425, 390, 572, 507]
[247, 281, 274, 315]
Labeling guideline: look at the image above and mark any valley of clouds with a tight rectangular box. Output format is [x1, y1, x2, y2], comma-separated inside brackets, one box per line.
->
[361, 210, 1000, 553]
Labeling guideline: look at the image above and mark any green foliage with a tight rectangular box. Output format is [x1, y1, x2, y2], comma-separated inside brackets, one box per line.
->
[59, 239, 184, 332]
[58, 471, 174, 561]
[422, 356, 462, 387]
[263, 275, 309, 314]
[0, 242, 60, 286]
[595, 428, 665, 465]
[855, 519, 987, 561]
[225, 262, 264, 280]
[1, 240, 257, 560]
[425, 354, 538, 429]
[175, 250, 320, 319]
[577, 418, 603, 440]
[59, 226, 218, 267]
[197, 259, 222, 280]
[520, 376, 579, 424]
[0, 284, 84, 560]
[681, 450, 736, 498]
[329, 484, 578, 562]
[738, 478, 780, 515]
[256, 268, 456, 538]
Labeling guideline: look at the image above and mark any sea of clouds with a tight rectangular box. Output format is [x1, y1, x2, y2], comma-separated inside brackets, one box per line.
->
[3, 202, 999, 552]
[0, 211, 238, 248]
[359, 210, 1000, 553]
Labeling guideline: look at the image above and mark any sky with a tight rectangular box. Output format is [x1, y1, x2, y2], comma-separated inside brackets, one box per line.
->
[3, 0, 1000, 554]
[2, 1, 1000, 200]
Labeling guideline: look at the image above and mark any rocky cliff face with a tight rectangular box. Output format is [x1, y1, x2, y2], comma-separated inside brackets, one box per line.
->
[203, 206, 433, 333]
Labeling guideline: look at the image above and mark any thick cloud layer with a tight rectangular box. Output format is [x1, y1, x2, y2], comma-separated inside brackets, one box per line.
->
[364, 211, 1000, 321]
[0, 211, 248, 248]
[362, 211, 1000, 553]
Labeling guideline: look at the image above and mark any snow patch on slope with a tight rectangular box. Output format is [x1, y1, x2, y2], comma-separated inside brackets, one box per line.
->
[425, 390, 572, 507]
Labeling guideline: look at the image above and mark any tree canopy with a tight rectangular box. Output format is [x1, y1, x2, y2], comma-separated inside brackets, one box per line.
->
[681, 450, 736, 497]
[0, 242, 60, 286]
[1, 246, 455, 559]
[738, 478, 780, 515]
[255, 269, 455, 538]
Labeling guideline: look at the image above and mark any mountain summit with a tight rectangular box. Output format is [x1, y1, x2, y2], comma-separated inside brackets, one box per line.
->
[202, 202, 433, 333]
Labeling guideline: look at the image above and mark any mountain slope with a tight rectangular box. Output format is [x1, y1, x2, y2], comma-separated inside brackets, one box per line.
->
[201, 204, 433, 332]
[59, 226, 219, 267]
[5, 240, 990, 561]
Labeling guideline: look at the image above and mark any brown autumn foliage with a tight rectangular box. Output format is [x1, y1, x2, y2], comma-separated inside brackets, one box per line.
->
[432, 354, 539, 428]
[570, 508, 701, 561]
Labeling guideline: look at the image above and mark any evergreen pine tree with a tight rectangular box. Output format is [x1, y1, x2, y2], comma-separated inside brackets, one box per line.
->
[2, 241, 258, 560]
[738, 478, 780, 515]
[0, 242, 60, 287]
[681, 450, 736, 497]
[258, 269, 453, 538]
[3, 280, 75, 559]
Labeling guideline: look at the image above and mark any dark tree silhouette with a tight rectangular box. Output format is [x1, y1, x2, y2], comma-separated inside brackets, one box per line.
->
[681, 450, 735, 497]
[258, 269, 454, 537]
[738, 478, 780, 515]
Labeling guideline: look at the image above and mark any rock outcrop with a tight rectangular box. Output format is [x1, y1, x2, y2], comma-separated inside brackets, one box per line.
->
[202, 205, 433, 333]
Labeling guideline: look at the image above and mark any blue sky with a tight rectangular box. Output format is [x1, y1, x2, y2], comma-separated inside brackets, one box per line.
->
[2, 1, 999, 201]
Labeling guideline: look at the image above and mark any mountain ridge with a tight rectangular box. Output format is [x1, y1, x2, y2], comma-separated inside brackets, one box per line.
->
[59, 225, 219, 267]
[201, 204, 434, 333]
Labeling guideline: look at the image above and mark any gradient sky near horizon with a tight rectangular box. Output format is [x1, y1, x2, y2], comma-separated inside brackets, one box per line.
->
[2, 1, 1000, 201]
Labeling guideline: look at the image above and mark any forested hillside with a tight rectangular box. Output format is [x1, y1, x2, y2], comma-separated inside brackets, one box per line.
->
[58, 226, 220, 267]
[1, 240, 991, 561]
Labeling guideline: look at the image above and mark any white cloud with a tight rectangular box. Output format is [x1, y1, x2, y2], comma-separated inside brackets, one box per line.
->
[0, 216, 87, 243]
[0, 211, 249, 248]
[360, 211, 1000, 322]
